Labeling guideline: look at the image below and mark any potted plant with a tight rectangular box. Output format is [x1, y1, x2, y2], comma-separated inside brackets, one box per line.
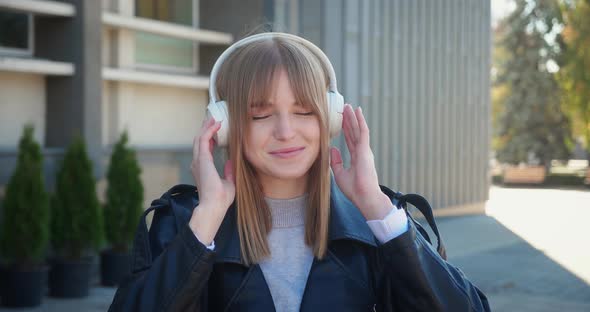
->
[49, 137, 103, 298]
[0, 125, 50, 307]
[101, 131, 143, 286]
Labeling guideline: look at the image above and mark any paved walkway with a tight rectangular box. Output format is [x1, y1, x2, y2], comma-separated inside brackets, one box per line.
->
[446, 186, 590, 311]
[2, 186, 589, 311]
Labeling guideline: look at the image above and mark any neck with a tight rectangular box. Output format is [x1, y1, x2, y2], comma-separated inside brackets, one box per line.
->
[258, 174, 308, 199]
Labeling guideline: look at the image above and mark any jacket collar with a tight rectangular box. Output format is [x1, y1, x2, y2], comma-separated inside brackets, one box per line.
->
[213, 175, 379, 264]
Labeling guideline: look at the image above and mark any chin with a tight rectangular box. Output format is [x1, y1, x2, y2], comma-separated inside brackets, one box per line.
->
[262, 162, 315, 180]
[267, 168, 310, 180]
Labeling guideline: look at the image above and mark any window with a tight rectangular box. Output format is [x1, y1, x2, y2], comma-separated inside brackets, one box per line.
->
[135, 0, 195, 72]
[0, 10, 33, 56]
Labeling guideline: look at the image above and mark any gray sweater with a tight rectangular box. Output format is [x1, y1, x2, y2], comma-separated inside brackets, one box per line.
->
[259, 194, 314, 312]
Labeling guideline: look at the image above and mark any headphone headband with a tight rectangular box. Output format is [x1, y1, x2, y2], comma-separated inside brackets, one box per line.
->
[208, 32, 339, 103]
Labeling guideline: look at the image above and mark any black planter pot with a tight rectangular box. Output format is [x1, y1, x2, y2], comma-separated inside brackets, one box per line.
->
[0, 266, 4, 303]
[0, 265, 48, 307]
[49, 257, 92, 298]
[100, 249, 130, 286]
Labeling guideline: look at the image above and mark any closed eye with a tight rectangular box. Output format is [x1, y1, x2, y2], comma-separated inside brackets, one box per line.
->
[252, 115, 271, 120]
[252, 111, 314, 120]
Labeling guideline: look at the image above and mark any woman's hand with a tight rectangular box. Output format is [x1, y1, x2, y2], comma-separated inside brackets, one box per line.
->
[330, 104, 394, 221]
[189, 118, 236, 245]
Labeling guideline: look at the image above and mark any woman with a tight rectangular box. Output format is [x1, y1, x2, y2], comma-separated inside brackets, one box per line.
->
[109, 32, 490, 311]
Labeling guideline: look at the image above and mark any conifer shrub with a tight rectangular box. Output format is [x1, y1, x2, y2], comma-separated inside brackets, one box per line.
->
[103, 131, 143, 252]
[51, 137, 103, 259]
[0, 125, 49, 268]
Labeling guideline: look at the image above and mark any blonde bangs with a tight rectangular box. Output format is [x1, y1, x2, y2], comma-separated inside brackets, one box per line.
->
[215, 36, 332, 265]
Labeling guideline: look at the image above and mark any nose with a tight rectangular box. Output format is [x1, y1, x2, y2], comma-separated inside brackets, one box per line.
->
[273, 113, 296, 140]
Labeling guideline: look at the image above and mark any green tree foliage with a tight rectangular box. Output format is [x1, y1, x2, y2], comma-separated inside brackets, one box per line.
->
[51, 137, 103, 260]
[494, 0, 572, 166]
[0, 125, 49, 267]
[558, 0, 590, 158]
[104, 131, 143, 252]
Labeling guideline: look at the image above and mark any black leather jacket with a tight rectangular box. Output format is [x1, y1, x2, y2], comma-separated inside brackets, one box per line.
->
[109, 181, 490, 311]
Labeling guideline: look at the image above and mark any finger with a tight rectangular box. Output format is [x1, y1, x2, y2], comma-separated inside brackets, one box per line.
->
[200, 117, 215, 133]
[192, 134, 201, 166]
[209, 136, 217, 155]
[195, 118, 215, 158]
[194, 119, 216, 157]
[346, 104, 361, 143]
[342, 109, 356, 156]
[354, 106, 370, 145]
[199, 121, 222, 159]
[330, 147, 344, 176]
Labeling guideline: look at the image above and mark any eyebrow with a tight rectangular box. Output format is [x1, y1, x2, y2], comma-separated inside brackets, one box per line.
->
[250, 101, 271, 108]
[249, 101, 271, 113]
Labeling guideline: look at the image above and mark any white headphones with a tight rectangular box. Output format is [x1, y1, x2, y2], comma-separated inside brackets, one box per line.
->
[206, 32, 344, 147]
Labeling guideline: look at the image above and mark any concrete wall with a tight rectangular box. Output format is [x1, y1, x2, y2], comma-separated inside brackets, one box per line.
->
[102, 82, 207, 147]
[275, 0, 491, 215]
[0, 72, 45, 147]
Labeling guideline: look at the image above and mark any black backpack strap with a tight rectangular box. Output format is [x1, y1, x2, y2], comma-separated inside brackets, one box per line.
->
[130, 197, 169, 273]
[130, 184, 198, 273]
[397, 193, 447, 260]
[167, 184, 198, 233]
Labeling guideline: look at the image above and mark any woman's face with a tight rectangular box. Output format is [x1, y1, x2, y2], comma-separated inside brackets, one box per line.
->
[244, 68, 321, 188]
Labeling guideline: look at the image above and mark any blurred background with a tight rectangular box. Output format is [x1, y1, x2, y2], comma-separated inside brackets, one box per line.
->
[0, 0, 588, 311]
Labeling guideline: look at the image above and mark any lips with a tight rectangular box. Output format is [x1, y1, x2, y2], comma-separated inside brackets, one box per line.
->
[269, 147, 305, 158]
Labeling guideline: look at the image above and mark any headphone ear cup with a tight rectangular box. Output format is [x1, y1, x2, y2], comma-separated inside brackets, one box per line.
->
[327, 91, 344, 138]
[206, 101, 230, 147]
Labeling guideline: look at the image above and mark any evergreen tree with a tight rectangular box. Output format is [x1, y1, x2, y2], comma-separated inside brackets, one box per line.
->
[558, 0, 590, 160]
[51, 137, 103, 260]
[104, 131, 143, 252]
[0, 125, 49, 268]
[494, 0, 572, 166]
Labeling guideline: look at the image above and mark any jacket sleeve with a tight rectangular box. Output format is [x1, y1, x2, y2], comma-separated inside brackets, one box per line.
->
[108, 209, 215, 312]
[375, 220, 490, 312]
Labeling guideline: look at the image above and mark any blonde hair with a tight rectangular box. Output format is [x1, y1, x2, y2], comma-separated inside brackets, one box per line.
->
[215, 35, 332, 266]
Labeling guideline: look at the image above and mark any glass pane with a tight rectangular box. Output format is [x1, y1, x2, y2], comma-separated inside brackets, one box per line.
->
[0, 11, 29, 50]
[135, 0, 194, 69]
[136, 32, 193, 68]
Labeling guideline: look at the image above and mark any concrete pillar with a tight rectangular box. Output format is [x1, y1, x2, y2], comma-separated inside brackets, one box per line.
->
[35, 0, 103, 176]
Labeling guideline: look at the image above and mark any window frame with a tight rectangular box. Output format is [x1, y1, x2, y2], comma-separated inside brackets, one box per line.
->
[133, 0, 198, 74]
[0, 12, 34, 57]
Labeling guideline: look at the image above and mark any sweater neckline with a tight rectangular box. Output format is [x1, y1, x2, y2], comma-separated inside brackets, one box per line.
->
[264, 193, 308, 228]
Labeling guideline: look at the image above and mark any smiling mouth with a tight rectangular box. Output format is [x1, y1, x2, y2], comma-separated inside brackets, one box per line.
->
[269, 147, 305, 158]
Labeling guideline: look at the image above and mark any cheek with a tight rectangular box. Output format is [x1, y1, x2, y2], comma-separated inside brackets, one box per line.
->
[305, 118, 322, 143]
[244, 124, 269, 159]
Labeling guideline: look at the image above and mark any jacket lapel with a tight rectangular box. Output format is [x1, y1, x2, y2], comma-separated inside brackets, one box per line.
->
[212, 204, 242, 264]
[327, 175, 379, 247]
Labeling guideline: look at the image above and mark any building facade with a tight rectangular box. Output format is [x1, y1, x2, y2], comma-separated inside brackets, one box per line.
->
[0, 0, 491, 216]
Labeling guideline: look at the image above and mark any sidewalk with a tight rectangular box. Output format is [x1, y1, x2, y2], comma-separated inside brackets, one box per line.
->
[440, 186, 590, 311]
[2, 186, 589, 311]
